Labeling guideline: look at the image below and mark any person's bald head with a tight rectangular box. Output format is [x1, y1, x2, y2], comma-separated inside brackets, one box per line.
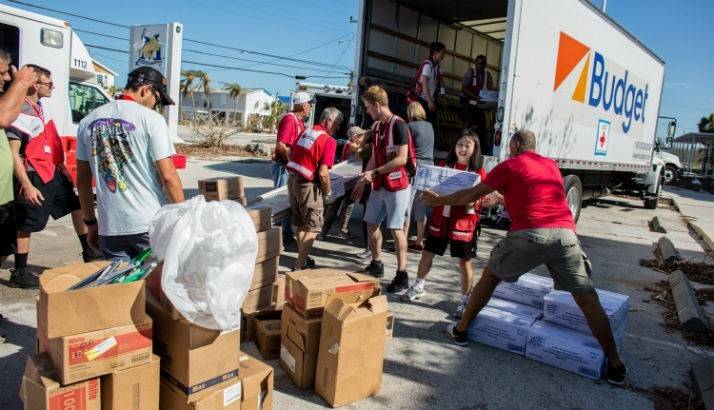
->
[509, 129, 536, 156]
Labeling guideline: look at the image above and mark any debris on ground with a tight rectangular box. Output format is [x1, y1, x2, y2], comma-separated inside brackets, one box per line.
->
[640, 259, 714, 285]
[176, 143, 272, 159]
[696, 288, 714, 305]
[650, 386, 705, 410]
[644, 281, 714, 346]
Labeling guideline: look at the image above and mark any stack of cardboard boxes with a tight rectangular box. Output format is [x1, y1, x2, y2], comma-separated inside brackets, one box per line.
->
[278, 268, 392, 407]
[198, 176, 247, 205]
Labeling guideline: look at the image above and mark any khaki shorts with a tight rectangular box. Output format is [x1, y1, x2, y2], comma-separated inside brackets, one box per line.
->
[288, 175, 324, 233]
[487, 228, 594, 293]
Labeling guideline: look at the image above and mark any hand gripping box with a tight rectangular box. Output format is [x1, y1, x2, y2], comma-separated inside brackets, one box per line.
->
[285, 269, 379, 318]
[22, 353, 101, 410]
[492, 273, 554, 309]
[467, 306, 539, 355]
[543, 289, 629, 335]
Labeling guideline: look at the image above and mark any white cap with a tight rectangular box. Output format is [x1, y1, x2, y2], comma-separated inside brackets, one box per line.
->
[293, 91, 315, 105]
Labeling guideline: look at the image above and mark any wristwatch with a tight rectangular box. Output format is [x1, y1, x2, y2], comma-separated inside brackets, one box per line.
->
[373, 169, 380, 178]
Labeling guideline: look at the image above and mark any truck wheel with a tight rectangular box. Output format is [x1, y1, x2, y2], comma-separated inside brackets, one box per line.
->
[564, 175, 583, 223]
[644, 178, 662, 209]
[663, 165, 678, 184]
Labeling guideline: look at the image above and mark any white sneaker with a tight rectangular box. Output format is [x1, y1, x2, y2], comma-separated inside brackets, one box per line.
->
[453, 300, 467, 319]
[401, 284, 426, 302]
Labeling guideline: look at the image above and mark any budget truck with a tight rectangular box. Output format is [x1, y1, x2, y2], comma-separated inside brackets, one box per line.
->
[352, 0, 667, 219]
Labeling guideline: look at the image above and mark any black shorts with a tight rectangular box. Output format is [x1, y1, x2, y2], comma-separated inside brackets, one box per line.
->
[0, 201, 16, 257]
[15, 168, 81, 233]
[424, 233, 476, 260]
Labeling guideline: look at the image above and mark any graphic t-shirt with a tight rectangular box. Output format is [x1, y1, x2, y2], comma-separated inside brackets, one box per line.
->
[76, 99, 175, 236]
[0, 129, 13, 205]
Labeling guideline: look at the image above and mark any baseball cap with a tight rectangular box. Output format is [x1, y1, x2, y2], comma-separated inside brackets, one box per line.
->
[347, 126, 367, 138]
[293, 91, 315, 105]
[127, 67, 175, 105]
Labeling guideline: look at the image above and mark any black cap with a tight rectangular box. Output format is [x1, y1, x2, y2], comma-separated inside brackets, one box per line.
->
[127, 66, 175, 106]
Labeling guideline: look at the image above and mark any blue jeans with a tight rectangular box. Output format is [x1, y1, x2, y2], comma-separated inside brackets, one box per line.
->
[272, 162, 293, 241]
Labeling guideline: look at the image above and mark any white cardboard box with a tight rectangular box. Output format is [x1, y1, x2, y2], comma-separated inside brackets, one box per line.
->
[486, 297, 542, 321]
[493, 273, 554, 309]
[467, 307, 538, 355]
[329, 173, 345, 199]
[543, 289, 629, 335]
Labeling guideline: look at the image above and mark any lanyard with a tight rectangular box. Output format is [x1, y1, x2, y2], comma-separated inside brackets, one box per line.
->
[25, 98, 45, 123]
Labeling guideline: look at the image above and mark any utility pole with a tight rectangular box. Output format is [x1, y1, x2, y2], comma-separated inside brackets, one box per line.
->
[602, 0, 607, 13]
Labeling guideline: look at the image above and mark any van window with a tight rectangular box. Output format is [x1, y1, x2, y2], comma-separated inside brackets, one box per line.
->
[69, 82, 109, 123]
[0, 22, 20, 67]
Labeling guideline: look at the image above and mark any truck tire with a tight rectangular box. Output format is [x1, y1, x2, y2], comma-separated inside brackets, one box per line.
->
[644, 178, 662, 209]
[663, 165, 678, 184]
[563, 175, 583, 223]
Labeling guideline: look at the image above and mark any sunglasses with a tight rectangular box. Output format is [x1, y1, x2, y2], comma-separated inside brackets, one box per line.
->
[37, 80, 54, 89]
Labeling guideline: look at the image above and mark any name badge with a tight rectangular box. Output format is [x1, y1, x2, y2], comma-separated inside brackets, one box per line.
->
[440, 87, 445, 95]
[44, 145, 52, 154]
[469, 100, 478, 106]
[388, 171, 402, 180]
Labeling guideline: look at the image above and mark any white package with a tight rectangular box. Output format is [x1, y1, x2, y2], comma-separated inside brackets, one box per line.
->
[149, 196, 258, 330]
[543, 289, 629, 335]
[493, 273, 554, 309]
[467, 307, 538, 355]
[486, 297, 543, 321]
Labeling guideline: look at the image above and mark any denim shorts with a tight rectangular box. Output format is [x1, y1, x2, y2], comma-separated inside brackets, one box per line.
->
[363, 187, 411, 230]
[487, 228, 594, 293]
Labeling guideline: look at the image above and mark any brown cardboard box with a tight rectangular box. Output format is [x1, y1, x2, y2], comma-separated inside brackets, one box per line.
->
[238, 354, 274, 410]
[147, 295, 240, 401]
[38, 261, 146, 340]
[101, 354, 160, 410]
[240, 284, 274, 313]
[271, 273, 286, 308]
[250, 257, 279, 291]
[49, 317, 153, 385]
[279, 304, 322, 389]
[315, 296, 389, 407]
[285, 269, 379, 318]
[198, 177, 245, 202]
[22, 353, 101, 410]
[159, 378, 242, 410]
[247, 208, 272, 232]
[256, 227, 281, 264]
[254, 319, 281, 360]
[240, 308, 282, 343]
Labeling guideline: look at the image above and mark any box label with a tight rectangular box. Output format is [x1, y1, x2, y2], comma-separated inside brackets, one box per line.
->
[49, 386, 86, 410]
[68, 328, 152, 365]
[85, 336, 117, 361]
[161, 368, 239, 395]
[280, 345, 296, 373]
[223, 382, 242, 406]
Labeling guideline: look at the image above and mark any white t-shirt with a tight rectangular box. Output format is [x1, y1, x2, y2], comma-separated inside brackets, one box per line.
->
[419, 60, 441, 101]
[76, 99, 175, 236]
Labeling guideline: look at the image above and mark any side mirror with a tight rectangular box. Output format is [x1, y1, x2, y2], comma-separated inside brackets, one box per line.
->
[667, 121, 677, 139]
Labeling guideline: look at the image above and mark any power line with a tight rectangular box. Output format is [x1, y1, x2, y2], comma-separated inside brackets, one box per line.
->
[238, 32, 355, 70]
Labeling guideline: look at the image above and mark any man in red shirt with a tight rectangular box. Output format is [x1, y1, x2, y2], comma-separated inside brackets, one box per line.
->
[286, 107, 340, 271]
[423, 129, 627, 386]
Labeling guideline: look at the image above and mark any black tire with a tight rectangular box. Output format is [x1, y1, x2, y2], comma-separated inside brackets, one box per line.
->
[663, 165, 678, 184]
[563, 175, 583, 223]
[644, 177, 662, 210]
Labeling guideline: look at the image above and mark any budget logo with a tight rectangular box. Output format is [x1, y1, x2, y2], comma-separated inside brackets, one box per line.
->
[553, 32, 649, 133]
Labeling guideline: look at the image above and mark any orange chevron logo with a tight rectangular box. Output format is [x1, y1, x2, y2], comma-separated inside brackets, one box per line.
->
[553, 32, 591, 102]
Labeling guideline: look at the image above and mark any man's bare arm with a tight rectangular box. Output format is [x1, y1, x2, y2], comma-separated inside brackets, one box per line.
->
[156, 158, 184, 203]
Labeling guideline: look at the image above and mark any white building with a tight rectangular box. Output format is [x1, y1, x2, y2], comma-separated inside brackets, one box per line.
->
[181, 88, 278, 129]
[91, 58, 116, 92]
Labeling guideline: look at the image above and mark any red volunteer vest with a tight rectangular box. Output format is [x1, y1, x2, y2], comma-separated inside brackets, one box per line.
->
[428, 165, 485, 242]
[372, 115, 415, 192]
[466, 68, 490, 99]
[10, 100, 63, 184]
[286, 125, 331, 181]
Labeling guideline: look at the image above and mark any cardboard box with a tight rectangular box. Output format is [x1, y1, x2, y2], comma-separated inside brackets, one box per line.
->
[271, 273, 286, 307]
[256, 227, 282, 264]
[238, 354, 274, 410]
[251, 257, 279, 291]
[280, 304, 322, 389]
[147, 295, 240, 401]
[255, 319, 281, 360]
[543, 289, 629, 335]
[38, 261, 146, 340]
[198, 177, 245, 202]
[467, 307, 538, 355]
[247, 207, 272, 233]
[22, 353, 101, 410]
[385, 312, 394, 340]
[492, 273, 554, 309]
[240, 308, 282, 343]
[315, 296, 389, 407]
[159, 379, 242, 410]
[241, 284, 274, 313]
[285, 269, 379, 318]
[486, 297, 543, 321]
[49, 317, 153, 385]
[101, 354, 160, 410]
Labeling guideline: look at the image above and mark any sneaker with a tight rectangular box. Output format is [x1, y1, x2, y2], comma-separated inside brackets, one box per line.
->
[8, 268, 39, 289]
[446, 323, 469, 346]
[365, 260, 384, 278]
[605, 364, 627, 386]
[401, 284, 426, 301]
[336, 230, 356, 240]
[304, 256, 316, 269]
[386, 270, 409, 293]
[453, 300, 467, 319]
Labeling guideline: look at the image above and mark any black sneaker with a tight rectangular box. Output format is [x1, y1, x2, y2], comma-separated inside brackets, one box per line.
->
[283, 238, 297, 252]
[365, 260, 384, 278]
[8, 268, 39, 289]
[605, 363, 627, 386]
[386, 270, 408, 293]
[446, 324, 469, 346]
[304, 256, 316, 269]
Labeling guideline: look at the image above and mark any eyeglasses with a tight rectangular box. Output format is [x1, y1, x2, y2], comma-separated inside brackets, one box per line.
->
[37, 80, 54, 89]
[150, 86, 162, 109]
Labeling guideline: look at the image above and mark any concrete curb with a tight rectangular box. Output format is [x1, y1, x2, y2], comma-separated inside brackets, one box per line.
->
[691, 221, 714, 253]
[656, 236, 681, 264]
[692, 358, 714, 410]
[650, 216, 667, 233]
[669, 270, 711, 334]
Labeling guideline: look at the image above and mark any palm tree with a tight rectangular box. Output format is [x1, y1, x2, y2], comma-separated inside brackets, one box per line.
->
[180, 70, 199, 120]
[698, 114, 714, 133]
[223, 83, 242, 125]
[262, 99, 287, 133]
[193, 70, 211, 112]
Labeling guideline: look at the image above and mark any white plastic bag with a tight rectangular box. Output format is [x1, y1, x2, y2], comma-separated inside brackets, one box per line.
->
[149, 195, 258, 330]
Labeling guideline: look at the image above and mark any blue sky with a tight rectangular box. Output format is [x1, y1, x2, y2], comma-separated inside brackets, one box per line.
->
[3, 0, 712, 135]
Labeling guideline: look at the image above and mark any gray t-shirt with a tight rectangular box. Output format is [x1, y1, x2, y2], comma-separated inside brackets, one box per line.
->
[76, 100, 175, 236]
[408, 121, 434, 165]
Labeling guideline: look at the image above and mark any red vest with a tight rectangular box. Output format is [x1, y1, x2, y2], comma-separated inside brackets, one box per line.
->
[428, 166, 485, 242]
[372, 115, 416, 192]
[286, 125, 331, 181]
[10, 100, 63, 184]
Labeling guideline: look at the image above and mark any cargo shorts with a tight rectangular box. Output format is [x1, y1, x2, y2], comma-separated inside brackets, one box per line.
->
[288, 175, 324, 233]
[487, 228, 595, 293]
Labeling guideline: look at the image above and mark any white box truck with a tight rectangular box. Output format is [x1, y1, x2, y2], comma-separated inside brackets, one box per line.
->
[352, 0, 667, 218]
[293, 81, 353, 139]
